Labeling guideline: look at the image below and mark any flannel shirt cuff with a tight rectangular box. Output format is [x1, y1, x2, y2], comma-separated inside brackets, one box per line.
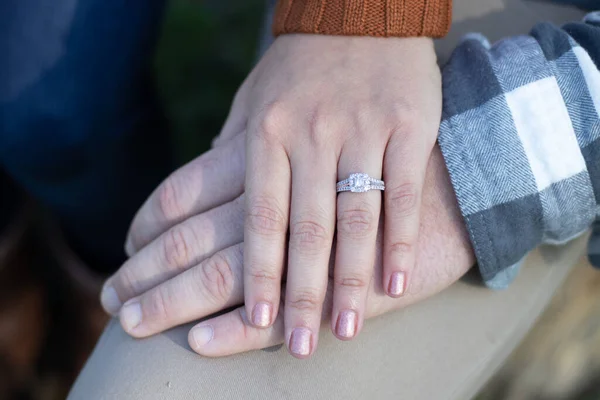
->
[438, 19, 600, 287]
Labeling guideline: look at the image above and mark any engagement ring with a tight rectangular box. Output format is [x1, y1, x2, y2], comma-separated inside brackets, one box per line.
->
[336, 173, 385, 193]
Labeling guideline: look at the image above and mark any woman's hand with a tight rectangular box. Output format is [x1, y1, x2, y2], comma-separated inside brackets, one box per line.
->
[238, 35, 442, 357]
[101, 133, 474, 356]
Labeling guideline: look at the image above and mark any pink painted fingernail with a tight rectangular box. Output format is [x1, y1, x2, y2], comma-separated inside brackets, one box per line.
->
[289, 327, 312, 357]
[252, 302, 272, 327]
[336, 310, 357, 339]
[388, 271, 406, 297]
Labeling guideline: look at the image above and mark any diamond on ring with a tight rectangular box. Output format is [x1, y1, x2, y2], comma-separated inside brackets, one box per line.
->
[336, 173, 385, 193]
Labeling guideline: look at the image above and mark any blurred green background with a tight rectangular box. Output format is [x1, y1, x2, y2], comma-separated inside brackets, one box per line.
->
[155, 0, 264, 162]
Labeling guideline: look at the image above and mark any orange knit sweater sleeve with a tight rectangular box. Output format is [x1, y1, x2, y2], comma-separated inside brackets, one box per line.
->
[273, 0, 451, 38]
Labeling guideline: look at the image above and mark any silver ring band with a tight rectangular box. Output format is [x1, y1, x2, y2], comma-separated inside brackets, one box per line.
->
[336, 173, 385, 193]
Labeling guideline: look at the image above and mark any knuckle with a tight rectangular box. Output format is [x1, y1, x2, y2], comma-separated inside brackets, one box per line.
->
[287, 288, 323, 312]
[145, 287, 171, 322]
[305, 107, 331, 147]
[246, 265, 279, 286]
[199, 253, 235, 304]
[357, 101, 417, 138]
[388, 100, 417, 125]
[162, 225, 194, 271]
[194, 150, 220, 176]
[337, 205, 376, 238]
[246, 197, 287, 236]
[157, 177, 185, 220]
[334, 274, 370, 290]
[388, 241, 414, 257]
[387, 182, 419, 216]
[289, 219, 330, 254]
[255, 101, 288, 142]
[385, 113, 420, 141]
[118, 269, 142, 299]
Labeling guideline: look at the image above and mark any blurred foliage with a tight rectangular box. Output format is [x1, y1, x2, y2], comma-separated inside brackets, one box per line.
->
[154, 0, 264, 162]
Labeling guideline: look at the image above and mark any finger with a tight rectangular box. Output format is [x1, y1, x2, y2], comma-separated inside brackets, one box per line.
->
[185, 244, 384, 358]
[125, 134, 245, 255]
[332, 147, 384, 341]
[284, 152, 336, 358]
[382, 133, 430, 298]
[185, 264, 387, 358]
[190, 280, 336, 357]
[243, 131, 290, 330]
[192, 148, 475, 358]
[119, 244, 244, 337]
[101, 196, 244, 314]
[189, 305, 285, 357]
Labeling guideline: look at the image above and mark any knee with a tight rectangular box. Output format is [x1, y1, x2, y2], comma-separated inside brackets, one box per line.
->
[1, 93, 94, 178]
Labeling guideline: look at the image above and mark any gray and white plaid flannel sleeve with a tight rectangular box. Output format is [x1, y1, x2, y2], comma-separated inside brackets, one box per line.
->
[437, 12, 600, 289]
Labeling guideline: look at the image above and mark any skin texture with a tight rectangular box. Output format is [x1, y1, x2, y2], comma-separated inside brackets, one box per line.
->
[100, 34, 459, 358]
[230, 34, 442, 357]
[101, 127, 475, 357]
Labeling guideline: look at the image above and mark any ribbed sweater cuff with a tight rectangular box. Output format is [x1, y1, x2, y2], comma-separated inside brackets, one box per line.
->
[273, 0, 451, 38]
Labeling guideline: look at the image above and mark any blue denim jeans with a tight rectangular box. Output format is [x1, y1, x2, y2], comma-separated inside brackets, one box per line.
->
[551, 0, 598, 9]
[0, 0, 172, 271]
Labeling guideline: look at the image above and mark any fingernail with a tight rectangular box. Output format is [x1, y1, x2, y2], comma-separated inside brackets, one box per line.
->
[125, 236, 135, 256]
[120, 301, 142, 331]
[252, 302, 272, 327]
[100, 285, 122, 315]
[388, 271, 406, 297]
[289, 327, 312, 357]
[191, 325, 214, 348]
[335, 310, 357, 339]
